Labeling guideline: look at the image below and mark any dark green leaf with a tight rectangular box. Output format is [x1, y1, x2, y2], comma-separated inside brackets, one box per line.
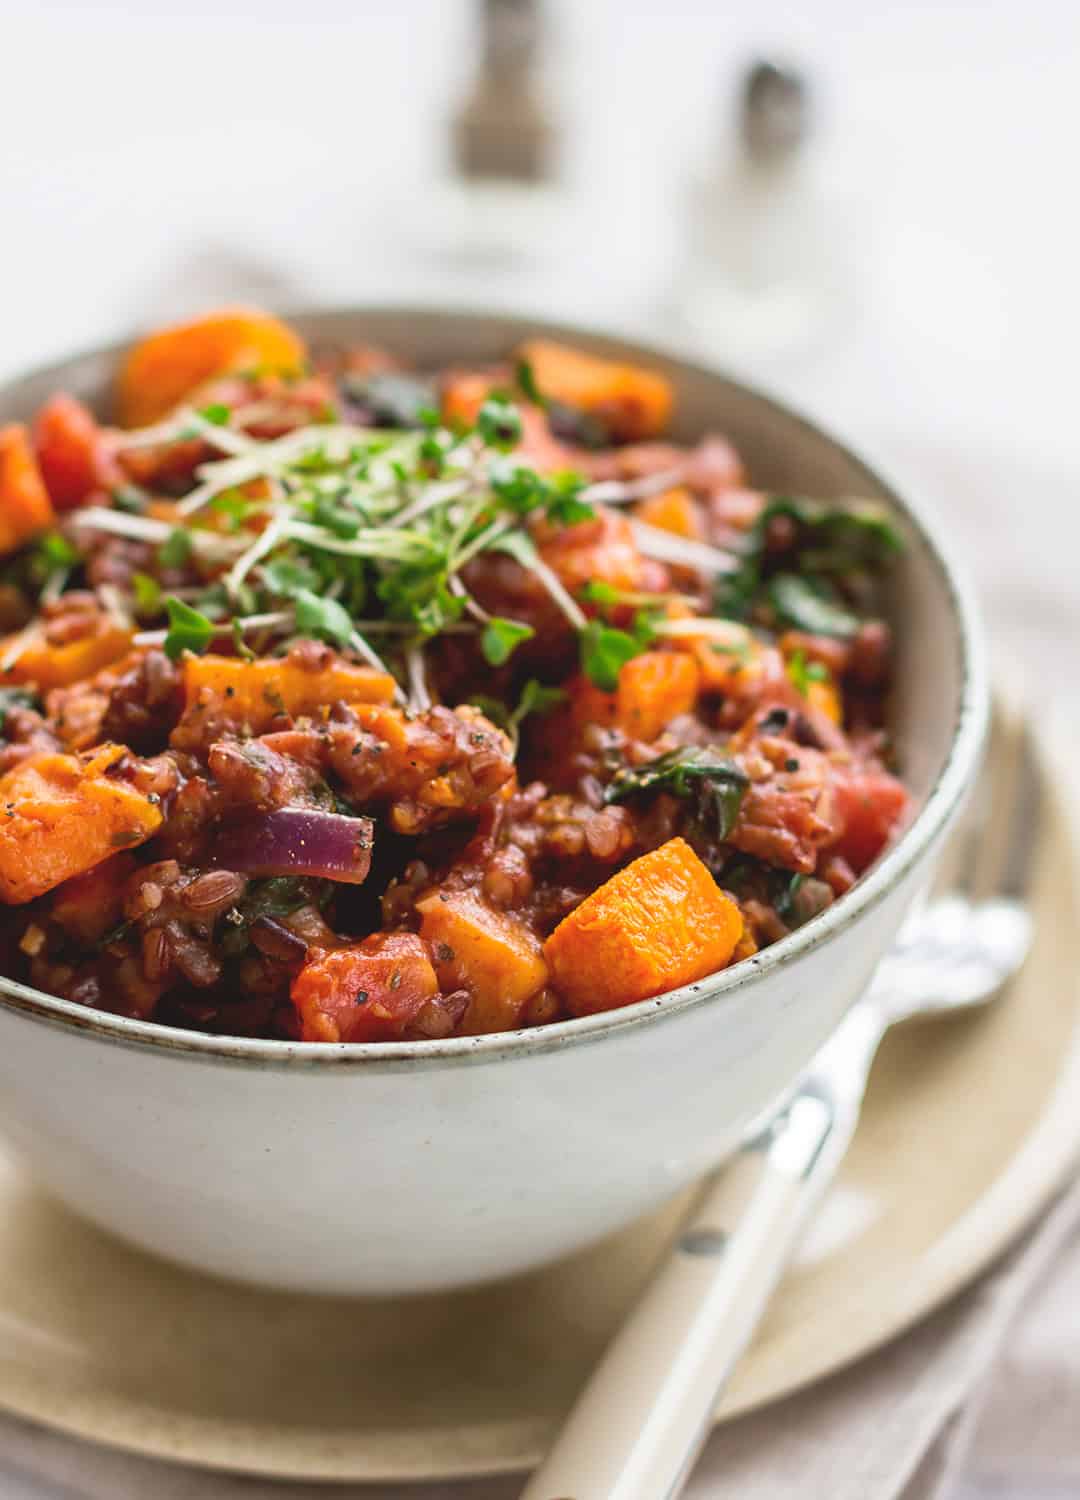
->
[162, 597, 215, 661]
[604, 746, 749, 843]
[546, 401, 610, 449]
[515, 357, 546, 407]
[0, 686, 39, 733]
[481, 617, 535, 667]
[344, 373, 439, 429]
[769, 574, 859, 638]
[110, 484, 148, 514]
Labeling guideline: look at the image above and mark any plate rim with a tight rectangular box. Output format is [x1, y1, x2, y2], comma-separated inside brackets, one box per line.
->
[0, 720, 1073, 1483]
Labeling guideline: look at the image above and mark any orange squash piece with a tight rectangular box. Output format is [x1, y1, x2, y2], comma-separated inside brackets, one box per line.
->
[805, 675, 842, 725]
[440, 369, 502, 429]
[517, 339, 673, 441]
[178, 654, 396, 737]
[116, 307, 307, 428]
[0, 425, 55, 555]
[633, 486, 703, 539]
[417, 888, 548, 1034]
[0, 744, 163, 904]
[2, 620, 134, 691]
[571, 650, 701, 744]
[544, 837, 744, 1016]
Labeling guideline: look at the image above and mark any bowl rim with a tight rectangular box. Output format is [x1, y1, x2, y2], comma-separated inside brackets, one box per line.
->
[0, 302, 990, 1071]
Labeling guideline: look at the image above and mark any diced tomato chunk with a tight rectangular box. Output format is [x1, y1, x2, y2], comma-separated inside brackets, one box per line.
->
[32, 394, 109, 510]
[829, 769, 910, 872]
[290, 932, 439, 1043]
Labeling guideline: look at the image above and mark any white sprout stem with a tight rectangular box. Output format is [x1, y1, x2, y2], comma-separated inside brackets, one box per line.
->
[629, 520, 737, 576]
[451, 515, 515, 572]
[351, 629, 403, 704]
[651, 618, 752, 641]
[283, 521, 439, 562]
[393, 476, 472, 528]
[133, 609, 295, 648]
[73, 506, 243, 559]
[582, 469, 686, 505]
[73, 507, 174, 543]
[448, 574, 490, 623]
[96, 583, 133, 628]
[224, 516, 290, 597]
[40, 570, 69, 606]
[0, 623, 44, 675]
[526, 553, 588, 631]
[405, 646, 431, 713]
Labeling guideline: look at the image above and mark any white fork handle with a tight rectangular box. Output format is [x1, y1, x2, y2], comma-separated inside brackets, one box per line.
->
[519, 1092, 837, 1500]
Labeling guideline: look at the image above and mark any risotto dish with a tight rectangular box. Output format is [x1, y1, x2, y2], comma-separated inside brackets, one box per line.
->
[0, 308, 909, 1043]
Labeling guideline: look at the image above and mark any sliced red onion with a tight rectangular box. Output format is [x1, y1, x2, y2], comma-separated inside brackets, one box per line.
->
[215, 808, 375, 884]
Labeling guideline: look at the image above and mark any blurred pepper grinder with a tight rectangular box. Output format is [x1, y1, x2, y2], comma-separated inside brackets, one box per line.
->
[417, 0, 569, 283]
[674, 60, 859, 375]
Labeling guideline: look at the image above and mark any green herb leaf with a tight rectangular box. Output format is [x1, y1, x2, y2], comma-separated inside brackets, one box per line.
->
[198, 403, 230, 426]
[158, 527, 193, 571]
[130, 572, 162, 617]
[769, 574, 859, 638]
[786, 647, 829, 697]
[515, 357, 546, 407]
[481, 617, 535, 666]
[544, 470, 593, 526]
[293, 589, 354, 649]
[262, 558, 320, 598]
[580, 579, 621, 607]
[604, 746, 749, 843]
[162, 597, 215, 661]
[580, 620, 643, 691]
[210, 488, 257, 531]
[36, 532, 79, 570]
[512, 678, 565, 727]
[477, 397, 523, 452]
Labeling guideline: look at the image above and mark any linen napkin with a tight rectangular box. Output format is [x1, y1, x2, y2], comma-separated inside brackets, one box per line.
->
[0, 1177, 1074, 1500]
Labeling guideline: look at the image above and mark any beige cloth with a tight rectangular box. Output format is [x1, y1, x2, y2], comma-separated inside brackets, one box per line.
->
[0, 1180, 1073, 1500]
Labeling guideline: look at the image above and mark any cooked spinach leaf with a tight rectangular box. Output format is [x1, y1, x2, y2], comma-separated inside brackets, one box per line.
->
[767, 573, 860, 638]
[604, 746, 749, 843]
[713, 496, 903, 623]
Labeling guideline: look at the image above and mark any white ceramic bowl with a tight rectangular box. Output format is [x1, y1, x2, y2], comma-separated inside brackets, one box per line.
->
[0, 309, 988, 1294]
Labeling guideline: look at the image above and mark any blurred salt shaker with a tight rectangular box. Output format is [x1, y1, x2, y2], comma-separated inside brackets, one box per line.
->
[674, 61, 860, 376]
[405, 0, 572, 296]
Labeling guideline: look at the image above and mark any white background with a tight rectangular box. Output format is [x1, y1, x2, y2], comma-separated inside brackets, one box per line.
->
[1, 1, 1078, 1495]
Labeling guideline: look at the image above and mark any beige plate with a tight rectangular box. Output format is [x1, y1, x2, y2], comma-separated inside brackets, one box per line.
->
[0, 734, 1075, 1483]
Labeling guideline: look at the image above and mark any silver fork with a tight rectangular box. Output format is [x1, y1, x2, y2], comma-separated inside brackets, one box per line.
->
[522, 711, 1040, 1500]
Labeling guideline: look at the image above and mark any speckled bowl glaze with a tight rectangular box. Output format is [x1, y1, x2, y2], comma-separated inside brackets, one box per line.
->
[0, 309, 988, 1293]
